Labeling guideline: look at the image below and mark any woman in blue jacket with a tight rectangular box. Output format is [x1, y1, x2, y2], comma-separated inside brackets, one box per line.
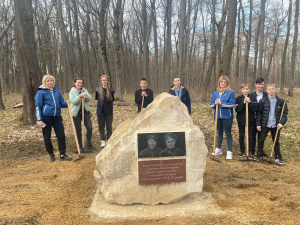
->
[169, 76, 191, 114]
[210, 76, 235, 159]
[35, 74, 72, 162]
[95, 75, 115, 148]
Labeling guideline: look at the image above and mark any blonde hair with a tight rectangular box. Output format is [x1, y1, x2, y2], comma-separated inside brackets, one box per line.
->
[240, 83, 250, 89]
[217, 75, 231, 92]
[266, 83, 276, 88]
[99, 75, 112, 101]
[42, 74, 55, 87]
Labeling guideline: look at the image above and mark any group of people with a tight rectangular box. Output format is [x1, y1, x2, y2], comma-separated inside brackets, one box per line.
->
[35, 74, 114, 162]
[210, 76, 288, 165]
[35, 74, 288, 165]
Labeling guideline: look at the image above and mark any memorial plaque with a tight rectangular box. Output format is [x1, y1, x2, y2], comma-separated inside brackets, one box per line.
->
[138, 132, 186, 158]
[138, 159, 186, 185]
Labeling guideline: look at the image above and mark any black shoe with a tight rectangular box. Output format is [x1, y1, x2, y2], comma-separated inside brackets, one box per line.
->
[261, 152, 269, 158]
[60, 154, 72, 161]
[86, 144, 97, 151]
[49, 154, 55, 162]
[237, 152, 245, 157]
[275, 158, 286, 165]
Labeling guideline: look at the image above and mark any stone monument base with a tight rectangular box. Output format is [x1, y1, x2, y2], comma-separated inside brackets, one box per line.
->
[90, 189, 221, 221]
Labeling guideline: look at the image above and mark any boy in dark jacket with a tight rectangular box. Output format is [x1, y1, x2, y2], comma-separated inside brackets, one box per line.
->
[135, 78, 154, 113]
[235, 84, 256, 159]
[256, 84, 288, 164]
[248, 77, 268, 155]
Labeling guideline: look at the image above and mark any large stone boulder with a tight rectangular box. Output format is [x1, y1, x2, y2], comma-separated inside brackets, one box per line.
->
[94, 92, 208, 205]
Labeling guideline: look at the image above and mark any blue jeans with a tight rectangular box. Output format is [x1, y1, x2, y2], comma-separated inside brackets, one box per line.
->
[217, 119, 233, 151]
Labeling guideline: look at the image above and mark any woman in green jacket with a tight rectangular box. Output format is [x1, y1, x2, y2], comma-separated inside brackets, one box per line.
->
[69, 77, 96, 152]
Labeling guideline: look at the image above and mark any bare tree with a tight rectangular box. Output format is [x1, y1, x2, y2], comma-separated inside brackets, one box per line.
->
[281, 0, 292, 94]
[257, 0, 266, 78]
[14, 0, 41, 124]
[288, 0, 299, 96]
[219, 0, 237, 77]
[178, 0, 186, 79]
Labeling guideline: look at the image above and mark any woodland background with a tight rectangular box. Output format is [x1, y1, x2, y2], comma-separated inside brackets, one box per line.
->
[0, 0, 299, 124]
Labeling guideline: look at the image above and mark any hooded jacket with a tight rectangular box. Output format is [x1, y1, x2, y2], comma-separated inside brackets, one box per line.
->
[35, 86, 68, 121]
[69, 87, 92, 117]
[169, 85, 191, 114]
[210, 90, 235, 119]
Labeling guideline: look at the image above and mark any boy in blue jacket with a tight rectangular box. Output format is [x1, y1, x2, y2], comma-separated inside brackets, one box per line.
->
[210, 76, 235, 159]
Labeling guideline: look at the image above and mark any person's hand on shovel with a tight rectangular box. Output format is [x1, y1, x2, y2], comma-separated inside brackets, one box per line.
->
[277, 123, 283, 129]
[244, 97, 250, 104]
[66, 100, 71, 105]
[215, 99, 221, 105]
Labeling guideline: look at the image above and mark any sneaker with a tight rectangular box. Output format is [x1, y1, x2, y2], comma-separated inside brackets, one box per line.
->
[212, 148, 222, 156]
[226, 151, 233, 160]
[275, 158, 286, 165]
[60, 154, 72, 161]
[86, 144, 97, 151]
[100, 140, 106, 148]
[256, 155, 262, 161]
[237, 152, 245, 157]
[80, 147, 84, 153]
[261, 152, 269, 158]
[248, 154, 255, 160]
[49, 154, 55, 162]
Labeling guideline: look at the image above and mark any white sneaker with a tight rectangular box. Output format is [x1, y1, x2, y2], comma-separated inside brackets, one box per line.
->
[100, 140, 106, 148]
[212, 148, 222, 156]
[226, 151, 233, 160]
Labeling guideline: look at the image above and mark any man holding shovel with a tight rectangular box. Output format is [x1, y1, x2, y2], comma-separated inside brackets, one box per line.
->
[256, 84, 288, 164]
[135, 78, 153, 113]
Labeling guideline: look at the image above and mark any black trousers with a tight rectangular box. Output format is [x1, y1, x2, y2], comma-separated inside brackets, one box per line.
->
[238, 122, 254, 154]
[73, 111, 93, 148]
[97, 114, 113, 141]
[257, 126, 282, 160]
[42, 116, 66, 155]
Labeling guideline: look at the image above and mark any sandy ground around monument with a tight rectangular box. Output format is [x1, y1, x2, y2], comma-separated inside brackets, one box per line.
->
[0, 93, 300, 224]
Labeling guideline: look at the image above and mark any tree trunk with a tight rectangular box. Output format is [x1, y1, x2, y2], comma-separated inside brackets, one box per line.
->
[113, 0, 123, 101]
[178, 0, 186, 79]
[152, 1, 159, 91]
[164, 0, 172, 90]
[288, 0, 299, 96]
[219, 0, 237, 77]
[241, 0, 252, 83]
[99, 0, 111, 78]
[258, 0, 266, 78]
[14, 0, 41, 124]
[281, 0, 292, 94]
[235, 3, 241, 80]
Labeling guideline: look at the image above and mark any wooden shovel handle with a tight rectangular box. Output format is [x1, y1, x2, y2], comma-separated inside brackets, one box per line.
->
[82, 98, 84, 147]
[213, 104, 219, 156]
[68, 104, 81, 155]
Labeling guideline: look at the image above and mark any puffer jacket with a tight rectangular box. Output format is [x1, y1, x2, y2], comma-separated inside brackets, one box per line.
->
[210, 90, 235, 119]
[169, 85, 191, 114]
[35, 86, 68, 121]
[256, 96, 288, 127]
[69, 87, 92, 117]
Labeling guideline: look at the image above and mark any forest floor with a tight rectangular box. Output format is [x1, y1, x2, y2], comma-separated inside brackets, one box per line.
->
[0, 92, 300, 225]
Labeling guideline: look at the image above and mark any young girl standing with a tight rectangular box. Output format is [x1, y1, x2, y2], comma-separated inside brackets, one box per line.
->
[95, 75, 115, 147]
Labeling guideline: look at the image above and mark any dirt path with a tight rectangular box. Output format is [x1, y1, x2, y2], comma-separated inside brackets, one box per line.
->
[1, 151, 299, 225]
